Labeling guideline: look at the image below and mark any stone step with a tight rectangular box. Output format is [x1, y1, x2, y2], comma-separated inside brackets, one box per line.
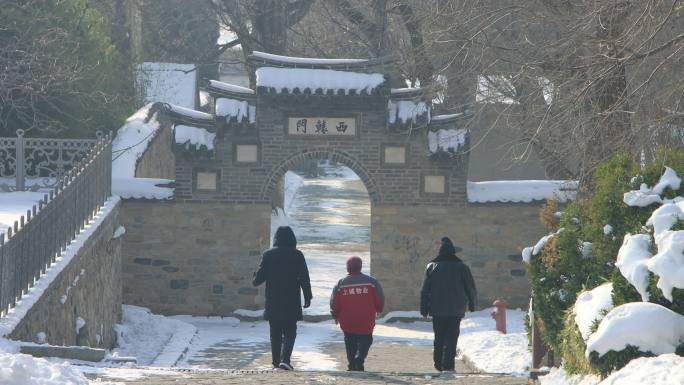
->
[20, 344, 106, 362]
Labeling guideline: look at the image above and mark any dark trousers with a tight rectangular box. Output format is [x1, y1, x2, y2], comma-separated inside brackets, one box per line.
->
[269, 320, 297, 367]
[343, 332, 373, 370]
[432, 316, 462, 371]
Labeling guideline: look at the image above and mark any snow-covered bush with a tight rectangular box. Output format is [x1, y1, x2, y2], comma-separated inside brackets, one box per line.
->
[525, 151, 684, 376]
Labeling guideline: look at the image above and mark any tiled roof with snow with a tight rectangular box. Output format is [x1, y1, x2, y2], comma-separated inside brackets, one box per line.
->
[467, 180, 578, 203]
[251, 51, 368, 65]
[112, 104, 162, 178]
[206, 80, 255, 96]
[174, 125, 216, 155]
[255, 67, 386, 96]
[160, 103, 216, 130]
[215, 98, 256, 126]
[431, 112, 470, 123]
[388, 88, 430, 130]
[112, 177, 174, 200]
[428, 129, 468, 154]
[426, 112, 473, 156]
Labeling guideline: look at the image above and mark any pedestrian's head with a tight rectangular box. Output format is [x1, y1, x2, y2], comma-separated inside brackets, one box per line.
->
[438, 236, 462, 256]
[346, 256, 362, 274]
[273, 226, 297, 248]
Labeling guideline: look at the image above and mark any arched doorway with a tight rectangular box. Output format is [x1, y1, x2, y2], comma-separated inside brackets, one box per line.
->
[268, 153, 373, 316]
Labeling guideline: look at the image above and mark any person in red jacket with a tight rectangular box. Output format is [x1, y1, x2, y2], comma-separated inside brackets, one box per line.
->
[330, 256, 385, 371]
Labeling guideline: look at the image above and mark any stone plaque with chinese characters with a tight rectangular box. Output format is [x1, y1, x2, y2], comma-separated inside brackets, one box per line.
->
[287, 117, 356, 136]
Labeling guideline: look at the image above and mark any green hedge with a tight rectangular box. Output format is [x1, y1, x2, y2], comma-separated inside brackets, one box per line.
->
[528, 150, 684, 376]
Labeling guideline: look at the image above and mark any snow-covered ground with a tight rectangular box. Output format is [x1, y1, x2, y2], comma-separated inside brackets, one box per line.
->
[0, 190, 49, 235]
[119, 307, 530, 375]
[541, 354, 684, 385]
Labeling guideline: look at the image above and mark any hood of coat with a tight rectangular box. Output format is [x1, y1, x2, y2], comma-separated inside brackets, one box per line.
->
[273, 226, 297, 248]
[432, 236, 463, 262]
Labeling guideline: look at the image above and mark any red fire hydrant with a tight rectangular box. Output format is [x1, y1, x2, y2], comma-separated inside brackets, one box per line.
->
[491, 298, 507, 334]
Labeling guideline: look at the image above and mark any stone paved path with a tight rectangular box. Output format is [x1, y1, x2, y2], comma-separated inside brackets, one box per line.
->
[89, 343, 528, 385]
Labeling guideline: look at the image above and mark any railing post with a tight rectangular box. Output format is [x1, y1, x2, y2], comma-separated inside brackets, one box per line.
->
[15, 129, 25, 191]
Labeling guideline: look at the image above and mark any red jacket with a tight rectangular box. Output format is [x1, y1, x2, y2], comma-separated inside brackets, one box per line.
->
[330, 273, 385, 335]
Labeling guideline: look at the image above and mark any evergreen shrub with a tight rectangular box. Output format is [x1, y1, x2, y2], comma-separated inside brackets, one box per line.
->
[527, 150, 684, 376]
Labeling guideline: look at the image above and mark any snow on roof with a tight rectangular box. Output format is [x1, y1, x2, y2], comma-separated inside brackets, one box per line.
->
[174, 125, 216, 152]
[207, 80, 254, 95]
[251, 51, 368, 65]
[428, 129, 468, 153]
[431, 112, 468, 122]
[390, 87, 421, 95]
[467, 180, 578, 203]
[388, 100, 429, 125]
[255, 67, 385, 95]
[586, 302, 684, 358]
[574, 283, 614, 340]
[215, 98, 255, 124]
[112, 177, 173, 200]
[136, 62, 197, 108]
[167, 104, 213, 121]
[112, 104, 161, 178]
[615, 234, 653, 301]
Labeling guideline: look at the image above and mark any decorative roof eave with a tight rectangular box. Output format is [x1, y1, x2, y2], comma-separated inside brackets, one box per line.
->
[429, 112, 473, 126]
[256, 84, 390, 98]
[428, 135, 470, 161]
[390, 87, 424, 101]
[156, 102, 216, 130]
[248, 50, 394, 72]
[172, 125, 216, 158]
[203, 80, 256, 102]
[388, 114, 430, 132]
[172, 141, 215, 158]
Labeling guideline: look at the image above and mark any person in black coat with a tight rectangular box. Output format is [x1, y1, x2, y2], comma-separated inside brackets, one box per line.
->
[253, 226, 313, 370]
[420, 237, 477, 372]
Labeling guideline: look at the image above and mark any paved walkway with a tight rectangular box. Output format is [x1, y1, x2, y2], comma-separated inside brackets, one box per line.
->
[90, 343, 528, 385]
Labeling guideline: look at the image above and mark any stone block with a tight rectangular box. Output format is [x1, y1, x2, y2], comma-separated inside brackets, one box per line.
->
[510, 269, 526, 277]
[170, 279, 189, 290]
[237, 287, 258, 295]
[21, 345, 106, 362]
[133, 257, 151, 265]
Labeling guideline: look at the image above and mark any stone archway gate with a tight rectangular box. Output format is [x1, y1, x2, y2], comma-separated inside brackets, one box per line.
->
[121, 51, 532, 316]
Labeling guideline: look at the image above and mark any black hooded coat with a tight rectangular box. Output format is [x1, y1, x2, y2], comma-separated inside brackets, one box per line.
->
[253, 226, 313, 321]
[420, 239, 477, 317]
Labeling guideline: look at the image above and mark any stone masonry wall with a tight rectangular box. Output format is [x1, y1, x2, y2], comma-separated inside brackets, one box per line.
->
[9, 200, 122, 348]
[372, 203, 544, 311]
[135, 125, 175, 179]
[119, 200, 270, 315]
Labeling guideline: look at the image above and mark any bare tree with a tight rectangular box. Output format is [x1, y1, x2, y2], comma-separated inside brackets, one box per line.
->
[210, 0, 315, 86]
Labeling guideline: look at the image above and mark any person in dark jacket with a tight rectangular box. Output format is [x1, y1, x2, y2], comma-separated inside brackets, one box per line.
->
[253, 226, 313, 371]
[330, 256, 384, 371]
[420, 237, 477, 372]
